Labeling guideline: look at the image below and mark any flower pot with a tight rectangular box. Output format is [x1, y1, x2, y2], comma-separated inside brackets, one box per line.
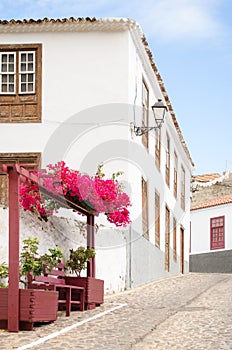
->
[0, 288, 58, 331]
[65, 276, 104, 310]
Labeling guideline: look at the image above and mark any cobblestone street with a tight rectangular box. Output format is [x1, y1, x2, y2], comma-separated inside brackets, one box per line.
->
[0, 273, 232, 349]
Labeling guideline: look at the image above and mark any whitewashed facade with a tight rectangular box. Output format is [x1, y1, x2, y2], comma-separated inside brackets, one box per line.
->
[190, 195, 232, 273]
[0, 18, 194, 292]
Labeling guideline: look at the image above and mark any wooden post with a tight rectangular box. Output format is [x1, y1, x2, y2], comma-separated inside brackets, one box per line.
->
[8, 166, 20, 332]
[87, 214, 95, 278]
[90, 215, 95, 278]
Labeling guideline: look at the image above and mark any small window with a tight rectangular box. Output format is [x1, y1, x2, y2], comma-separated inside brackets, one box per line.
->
[173, 151, 178, 198]
[210, 216, 225, 250]
[173, 217, 177, 261]
[155, 129, 161, 170]
[0, 152, 41, 207]
[165, 133, 170, 187]
[155, 190, 160, 247]
[142, 177, 149, 239]
[0, 52, 16, 94]
[19, 51, 35, 94]
[165, 205, 170, 271]
[180, 165, 185, 211]
[0, 44, 42, 123]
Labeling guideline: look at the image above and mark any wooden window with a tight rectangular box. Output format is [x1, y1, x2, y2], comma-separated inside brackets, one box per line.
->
[155, 128, 161, 170]
[0, 152, 41, 207]
[173, 151, 178, 198]
[19, 51, 36, 94]
[142, 79, 149, 150]
[155, 190, 160, 247]
[0, 44, 42, 123]
[142, 177, 149, 239]
[210, 216, 225, 250]
[165, 205, 170, 271]
[0, 52, 16, 93]
[165, 133, 170, 187]
[173, 217, 177, 262]
[180, 226, 184, 274]
[180, 165, 185, 211]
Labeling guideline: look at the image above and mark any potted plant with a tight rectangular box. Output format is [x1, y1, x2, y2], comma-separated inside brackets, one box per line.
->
[0, 262, 8, 288]
[0, 237, 62, 331]
[65, 247, 104, 310]
[20, 237, 63, 288]
[66, 247, 95, 277]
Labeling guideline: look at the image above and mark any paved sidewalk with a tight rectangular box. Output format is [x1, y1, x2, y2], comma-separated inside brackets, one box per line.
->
[0, 273, 231, 349]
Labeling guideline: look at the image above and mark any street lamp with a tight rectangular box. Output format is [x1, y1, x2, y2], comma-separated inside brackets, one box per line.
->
[133, 99, 167, 136]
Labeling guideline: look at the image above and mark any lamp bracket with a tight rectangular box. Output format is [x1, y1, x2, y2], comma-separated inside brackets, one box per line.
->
[133, 125, 161, 136]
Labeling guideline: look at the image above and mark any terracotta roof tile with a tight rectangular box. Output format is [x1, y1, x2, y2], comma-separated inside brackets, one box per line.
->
[193, 173, 221, 183]
[0, 17, 97, 25]
[191, 194, 232, 211]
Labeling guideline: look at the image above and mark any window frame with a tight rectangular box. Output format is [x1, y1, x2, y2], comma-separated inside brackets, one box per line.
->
[165, 204, 170, 272]
[155, 128, 161, 170]
[173, 216, 177, 261]
[0, 152, 41, 207]
[142, 177, 149, 239]
[19, 51, 36, 94]
[210, 216, 225, 250]
[165, 133, 170, 187]
[0, 43, 42, 123]
[155, 190, 160, 248]
[180, 165, 185, 211]
[173, 150, 178, 198]
[0, 52, 16, 94]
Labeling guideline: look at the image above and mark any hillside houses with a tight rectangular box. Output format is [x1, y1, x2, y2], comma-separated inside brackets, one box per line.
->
[190, 170, 232, 273]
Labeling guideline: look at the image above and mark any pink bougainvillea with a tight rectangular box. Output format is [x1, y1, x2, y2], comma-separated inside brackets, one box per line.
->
[20, 161, 131, 227]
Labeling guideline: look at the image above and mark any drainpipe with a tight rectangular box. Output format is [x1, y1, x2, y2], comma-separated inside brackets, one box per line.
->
[126, 225, 132, 289]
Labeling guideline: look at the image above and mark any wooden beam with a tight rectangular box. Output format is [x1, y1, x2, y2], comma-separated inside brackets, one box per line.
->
[8, 167, 20, 332]
[15, 164, 96, 217]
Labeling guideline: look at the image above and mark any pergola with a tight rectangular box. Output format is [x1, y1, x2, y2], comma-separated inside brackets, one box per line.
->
[0, 163, 96, 332]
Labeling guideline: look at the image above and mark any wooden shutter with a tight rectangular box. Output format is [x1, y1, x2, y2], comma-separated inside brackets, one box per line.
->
[0, 152, 41, 206]
[165, 205, 170, 271]
[155, 191, 160, 247]
[142, 177, 149, 239]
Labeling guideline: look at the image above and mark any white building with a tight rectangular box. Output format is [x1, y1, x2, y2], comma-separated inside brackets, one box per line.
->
[190, 194, 232, 273]
[0, 17, 194, 292]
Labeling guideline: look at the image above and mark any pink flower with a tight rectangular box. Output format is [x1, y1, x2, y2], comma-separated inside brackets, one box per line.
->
[20, 161, 132, 227]
[107, 208, 131, 227]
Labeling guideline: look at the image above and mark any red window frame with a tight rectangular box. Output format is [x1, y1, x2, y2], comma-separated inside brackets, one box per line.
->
[210, 216, 225, 250]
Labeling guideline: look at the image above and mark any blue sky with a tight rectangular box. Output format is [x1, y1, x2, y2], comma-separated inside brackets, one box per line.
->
[1, 0, 232, 175]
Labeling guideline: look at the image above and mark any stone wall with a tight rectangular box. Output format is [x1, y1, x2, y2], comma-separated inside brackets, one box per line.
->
[190, 250, 232, 273]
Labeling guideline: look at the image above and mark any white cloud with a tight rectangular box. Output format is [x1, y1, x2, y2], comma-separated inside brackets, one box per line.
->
[132, 0, 225, 42]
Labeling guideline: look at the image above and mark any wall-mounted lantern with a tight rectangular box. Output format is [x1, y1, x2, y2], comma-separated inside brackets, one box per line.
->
[133, 99, 168, 136]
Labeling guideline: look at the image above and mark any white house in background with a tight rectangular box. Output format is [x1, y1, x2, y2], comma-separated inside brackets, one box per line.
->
[190, 194, 232, 273]
[0, 17, 194, 293]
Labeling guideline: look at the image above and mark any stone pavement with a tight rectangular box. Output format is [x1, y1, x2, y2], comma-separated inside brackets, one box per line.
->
[0, 273, 232, 349]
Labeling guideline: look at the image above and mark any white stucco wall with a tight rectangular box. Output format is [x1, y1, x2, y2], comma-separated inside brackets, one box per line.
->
[190, 203, 232, 254]
[0, 30, 129, 160]
[0, 24, 193, 289]
[126, 31, 192, 267]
